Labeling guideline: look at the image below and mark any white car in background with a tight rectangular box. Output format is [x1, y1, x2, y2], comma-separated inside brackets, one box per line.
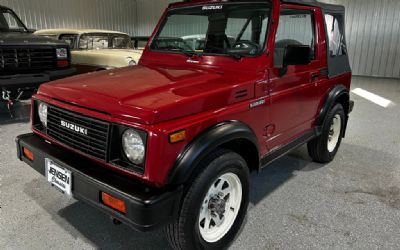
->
[35, 29, 143, 74]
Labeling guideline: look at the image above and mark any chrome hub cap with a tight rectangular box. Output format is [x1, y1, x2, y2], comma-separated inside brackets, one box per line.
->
[199, 173, 242, 243]
[327, 114, 341, 152]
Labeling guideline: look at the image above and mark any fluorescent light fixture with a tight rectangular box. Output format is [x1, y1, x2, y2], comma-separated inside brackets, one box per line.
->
[352, 88, 395, 108]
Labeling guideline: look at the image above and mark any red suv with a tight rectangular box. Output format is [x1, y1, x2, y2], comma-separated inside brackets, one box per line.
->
[17, 0, 354, 249]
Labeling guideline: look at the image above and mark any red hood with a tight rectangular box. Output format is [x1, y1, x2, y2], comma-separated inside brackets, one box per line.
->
[38, 65, 256, 124]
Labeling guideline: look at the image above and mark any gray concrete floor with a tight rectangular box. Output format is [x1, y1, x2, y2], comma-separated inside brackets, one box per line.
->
[0, 76, 399, 250]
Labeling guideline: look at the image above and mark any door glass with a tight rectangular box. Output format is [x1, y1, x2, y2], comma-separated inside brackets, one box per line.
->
[274, 9, 315, 67]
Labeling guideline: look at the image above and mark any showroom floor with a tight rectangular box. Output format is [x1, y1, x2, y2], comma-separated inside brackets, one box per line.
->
[0, 76, 399, 250]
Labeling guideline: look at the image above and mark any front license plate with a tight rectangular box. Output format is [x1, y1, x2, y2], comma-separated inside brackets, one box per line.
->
[45, 158, 72, 196]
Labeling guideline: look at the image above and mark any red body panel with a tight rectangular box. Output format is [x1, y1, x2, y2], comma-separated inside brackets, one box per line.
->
[32, 0, 352, 187]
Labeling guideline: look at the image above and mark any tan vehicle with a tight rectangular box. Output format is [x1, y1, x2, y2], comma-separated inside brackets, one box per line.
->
[35, 29, 143, 74]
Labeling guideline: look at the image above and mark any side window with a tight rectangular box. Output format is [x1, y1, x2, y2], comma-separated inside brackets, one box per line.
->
[3, 13, 19, 28]
[59, 34, 77, 50]
[325, 14, 346, 57]
[274, 9, 315, 67]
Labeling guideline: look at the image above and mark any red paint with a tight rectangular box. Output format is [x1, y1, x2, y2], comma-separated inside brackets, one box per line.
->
[32, 0, 352, 187]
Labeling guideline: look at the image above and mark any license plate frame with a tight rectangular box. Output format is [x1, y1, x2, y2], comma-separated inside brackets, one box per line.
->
[45, 158, 72, 196]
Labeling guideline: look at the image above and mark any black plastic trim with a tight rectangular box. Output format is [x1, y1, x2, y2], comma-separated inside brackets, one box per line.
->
[0, 67, 76, 88]
[167, 121, 259, 185]
[16, 133, 183, 232]
[260, 129, 317, 167]
[317, 85, 349, 128]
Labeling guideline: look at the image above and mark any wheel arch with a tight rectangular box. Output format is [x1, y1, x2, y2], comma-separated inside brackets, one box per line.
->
[317, 85, 350, 128]
[166, 121, 260, 186]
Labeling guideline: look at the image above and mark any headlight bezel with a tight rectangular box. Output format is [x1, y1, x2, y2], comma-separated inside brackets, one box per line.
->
[38, 102, 48, 127]
[33, 100, 48, 131]
[56, 47, 68, 59]
[109, 125, 147, 174]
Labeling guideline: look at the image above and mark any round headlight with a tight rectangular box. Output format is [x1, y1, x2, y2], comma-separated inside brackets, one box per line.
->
[38, 102, 48, 127]
[128, 60, 136, 66]
[122, 129, 145, 165]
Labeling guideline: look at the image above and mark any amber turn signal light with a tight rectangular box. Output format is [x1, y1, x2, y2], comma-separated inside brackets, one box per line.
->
[23, 147, 34, 161]
[101, 192, 126, 214]
[169, 130, 186, 144]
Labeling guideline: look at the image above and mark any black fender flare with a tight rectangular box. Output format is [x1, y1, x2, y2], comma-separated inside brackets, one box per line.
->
[167, 121, 260, 185]
[317, 84, 350, 134]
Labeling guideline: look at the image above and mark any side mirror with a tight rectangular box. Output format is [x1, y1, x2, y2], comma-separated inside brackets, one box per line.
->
[279, 45, 312, 76]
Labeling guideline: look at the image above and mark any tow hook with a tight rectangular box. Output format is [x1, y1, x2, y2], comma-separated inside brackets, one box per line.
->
[2, 90, 14, 118]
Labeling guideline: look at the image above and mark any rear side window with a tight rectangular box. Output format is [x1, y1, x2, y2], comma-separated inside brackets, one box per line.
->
[325, 14, 346, 57]
[274, 9, 315, 67]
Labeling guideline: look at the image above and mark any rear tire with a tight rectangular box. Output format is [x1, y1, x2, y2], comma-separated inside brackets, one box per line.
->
[308, 103, 345, 163]
[165, 148, 250, 250]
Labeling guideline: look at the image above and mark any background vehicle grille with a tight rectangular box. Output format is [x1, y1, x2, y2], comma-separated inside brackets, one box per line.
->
[0, 46, 56, 73]
[47, 105, 110, 160]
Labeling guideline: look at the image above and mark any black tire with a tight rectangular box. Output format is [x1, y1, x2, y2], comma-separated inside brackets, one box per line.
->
[165, 148, 250, 250]
[308, 103, 345, 163]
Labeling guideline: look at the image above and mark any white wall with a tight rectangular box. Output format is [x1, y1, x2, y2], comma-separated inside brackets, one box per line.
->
[1, 0, 399, 78]
[0, 0, 173, 36]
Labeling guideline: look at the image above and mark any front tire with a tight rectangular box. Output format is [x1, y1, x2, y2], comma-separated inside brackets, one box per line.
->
[308, 103, 345, 163]
[165, 149, 250, 250]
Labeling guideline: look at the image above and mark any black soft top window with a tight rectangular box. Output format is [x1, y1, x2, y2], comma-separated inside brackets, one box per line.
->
[324, 11, 351, 77]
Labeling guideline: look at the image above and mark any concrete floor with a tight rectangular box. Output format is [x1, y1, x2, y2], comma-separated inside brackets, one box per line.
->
[0, 76, 399, 250]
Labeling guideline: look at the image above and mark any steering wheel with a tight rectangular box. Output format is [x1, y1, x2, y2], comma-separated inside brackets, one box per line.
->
[233, 40, 260, 54]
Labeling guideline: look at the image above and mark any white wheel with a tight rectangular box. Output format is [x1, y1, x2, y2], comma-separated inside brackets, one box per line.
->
[327, 114, 342, 152]
[198, 172, 242, 243]
[164, 149, 249, 250]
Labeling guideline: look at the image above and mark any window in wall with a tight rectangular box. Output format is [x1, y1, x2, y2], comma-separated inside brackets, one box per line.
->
[325, 14, 346, 57]
[274, 9, 315, 67]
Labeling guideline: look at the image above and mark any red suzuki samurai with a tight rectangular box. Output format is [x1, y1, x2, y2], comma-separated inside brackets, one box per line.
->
[16, 0, 353, 249]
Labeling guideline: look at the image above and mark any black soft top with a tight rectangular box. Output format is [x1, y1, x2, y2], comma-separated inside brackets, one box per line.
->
[282, 0, 344, 12]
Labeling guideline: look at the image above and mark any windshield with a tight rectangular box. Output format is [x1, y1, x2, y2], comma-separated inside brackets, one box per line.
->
[78, 33, 133, 50]
[150, 3, 271, 57]
[0, 9, 27, 32]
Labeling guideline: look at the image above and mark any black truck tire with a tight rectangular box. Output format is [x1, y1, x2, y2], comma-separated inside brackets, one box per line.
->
[308, 103, 346, 163]
[165, 148, 250, 250]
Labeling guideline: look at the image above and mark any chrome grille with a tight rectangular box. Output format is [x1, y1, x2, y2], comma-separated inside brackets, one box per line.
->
[47, 105, 110, 160]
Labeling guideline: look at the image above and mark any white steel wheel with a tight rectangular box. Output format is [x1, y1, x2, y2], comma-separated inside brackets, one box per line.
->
[198, 172, 242, 243]
[327, 114, 342, 152]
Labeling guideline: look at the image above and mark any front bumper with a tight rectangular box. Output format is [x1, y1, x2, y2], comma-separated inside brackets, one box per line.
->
[0, 67, 76, 88]
[16, 133, 183, 231]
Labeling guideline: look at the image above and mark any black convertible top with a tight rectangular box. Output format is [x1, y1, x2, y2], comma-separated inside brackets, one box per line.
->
[281, 0, 344, 12]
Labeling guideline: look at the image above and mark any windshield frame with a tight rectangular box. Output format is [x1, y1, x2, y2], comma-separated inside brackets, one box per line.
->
[77, 32, 134, 50]
[150, 1, 272, 58]
[0, 7, 29, 33]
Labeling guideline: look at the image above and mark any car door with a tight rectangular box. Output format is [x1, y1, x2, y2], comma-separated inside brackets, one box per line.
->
[267, 6, 323, 150]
